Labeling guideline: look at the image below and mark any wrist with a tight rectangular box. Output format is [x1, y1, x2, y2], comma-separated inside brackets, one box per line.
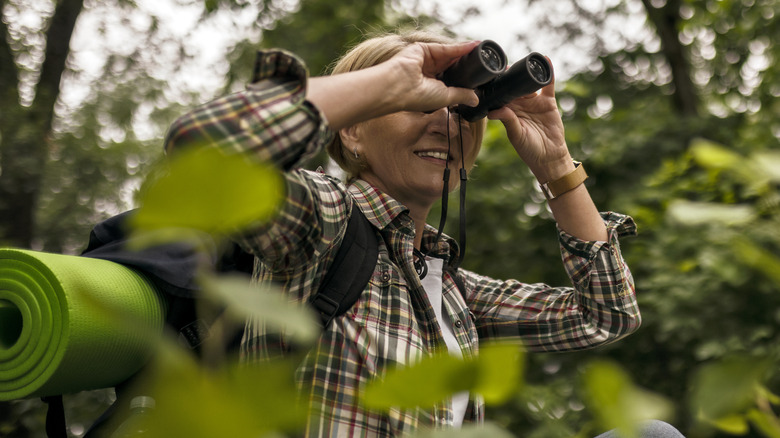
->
[539, 161, 588, 200]
[533, 155, 575, 184]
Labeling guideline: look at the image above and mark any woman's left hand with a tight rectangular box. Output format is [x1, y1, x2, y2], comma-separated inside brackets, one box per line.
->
[487, 63, 574, 183]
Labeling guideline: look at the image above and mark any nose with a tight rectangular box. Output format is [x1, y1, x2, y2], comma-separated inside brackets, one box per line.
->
[429, 107, 463, 139]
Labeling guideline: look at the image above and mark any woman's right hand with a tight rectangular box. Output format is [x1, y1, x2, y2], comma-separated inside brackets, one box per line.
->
[384, 41, 481, 113]
[307, 41, 480, 130]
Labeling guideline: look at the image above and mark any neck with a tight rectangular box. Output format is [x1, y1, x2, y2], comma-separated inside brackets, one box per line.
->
[407, 205, 431, 251]
[357, 177, 437, 250]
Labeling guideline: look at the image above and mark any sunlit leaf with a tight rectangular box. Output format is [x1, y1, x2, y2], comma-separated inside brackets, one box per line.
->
[757, 386, 780, 406]
[227, 360, 308, 432]
[732, 237, 780, 284]
[362, 353, 469, 409]
[690, 138, 743, 171]
[362, 343, 523, 410]
[701, 413, 750, 435]
[199, 273, 320, 346]
[746, 408, 780, 438]
[131, 147, 284, 235]
[754, 151, 780, 183]
[134, 342, 306, 437]
[472, 343, 524, 404]
[563, 80, 590, 97]
[414, 422, 515, 438]
[690, 356, 770, 421]
[667, 200, 755, 226]
[581, 360, 673, 438]
[689, 138, 772, 193]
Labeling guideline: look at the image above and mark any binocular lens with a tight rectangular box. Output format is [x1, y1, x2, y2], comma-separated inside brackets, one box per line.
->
[527, 57, 550, 83]
[480, 46, 504, 72]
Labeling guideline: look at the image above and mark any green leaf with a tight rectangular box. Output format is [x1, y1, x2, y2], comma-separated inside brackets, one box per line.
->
[204, 0, 219, 13]
[581, 360, 673, 438]
[757, 385, 780, 406]
[690, 356, 770, 421]
[732, 237, 780, 284]
[362, 353, 470, 410]
[563, 80, 590, 97]
[689, 138, 772, 191]
[131, 147, 284, 236]
[472, 343, 524, 404]
[690, 138, 743, 171]
[702, 414, 750, 435]
[667, 200, 755, 226]
[199, 273, 320, 346]
[361, 343, 524, 410]
[414, 422, 516, 438]
[746, 408, 780, 438]
[137, 343, 306, 437]
[754, 151, 780, 183]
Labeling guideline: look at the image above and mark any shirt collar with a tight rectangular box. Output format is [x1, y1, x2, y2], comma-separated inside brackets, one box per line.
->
[348, 179, 461, 266]
[348, 179, 408, 229]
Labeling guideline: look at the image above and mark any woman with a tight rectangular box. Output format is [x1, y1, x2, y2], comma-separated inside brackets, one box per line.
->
[165, 30, 644, 436]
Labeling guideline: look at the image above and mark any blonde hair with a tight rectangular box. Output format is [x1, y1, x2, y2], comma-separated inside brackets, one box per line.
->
[325, 30, 487, 182]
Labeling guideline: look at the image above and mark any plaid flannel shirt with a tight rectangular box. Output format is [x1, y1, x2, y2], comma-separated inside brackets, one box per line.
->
[164, 49, 641, 437]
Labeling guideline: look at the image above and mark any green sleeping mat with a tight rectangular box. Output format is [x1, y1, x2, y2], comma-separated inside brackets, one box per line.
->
[0, 248, 165, 401]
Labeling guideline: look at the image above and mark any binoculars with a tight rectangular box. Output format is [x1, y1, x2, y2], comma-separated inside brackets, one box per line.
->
[439, 40, 552, 122]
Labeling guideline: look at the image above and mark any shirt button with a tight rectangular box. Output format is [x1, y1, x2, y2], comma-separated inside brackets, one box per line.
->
[381, 272, 391, 282]
[454, 320, 463, 328]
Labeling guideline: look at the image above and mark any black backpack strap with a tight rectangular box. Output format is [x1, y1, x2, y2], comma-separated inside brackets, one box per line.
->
[310, 208, 378, 328]
[42, 395, 66, 438]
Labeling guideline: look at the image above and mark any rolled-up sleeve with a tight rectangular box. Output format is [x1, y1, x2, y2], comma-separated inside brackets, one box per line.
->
[161, 50, 347, 271]
[464, 212, 640, 352]
[163, 49, 333, 170]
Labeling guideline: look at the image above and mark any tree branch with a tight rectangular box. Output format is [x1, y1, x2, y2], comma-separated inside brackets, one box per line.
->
[0, 0, 21, 115]
[0, 0, 84, 247]
[640, 0, 700, 117]
[34, 0, 84, 131]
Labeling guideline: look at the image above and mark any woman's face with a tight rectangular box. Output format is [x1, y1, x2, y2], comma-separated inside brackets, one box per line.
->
[346, 107, 479, 208]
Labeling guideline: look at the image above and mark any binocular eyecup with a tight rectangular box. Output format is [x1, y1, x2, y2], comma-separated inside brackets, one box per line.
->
[439, 40, 553, 122]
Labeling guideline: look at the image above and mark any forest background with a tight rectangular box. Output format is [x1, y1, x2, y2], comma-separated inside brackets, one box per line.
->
[1, 0, 778, 436]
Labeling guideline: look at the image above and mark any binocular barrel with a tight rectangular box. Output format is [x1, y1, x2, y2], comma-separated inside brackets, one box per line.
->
[438, 41, 553, 122]
[458, 52, 552, 122]
[439, 40, 507, 89]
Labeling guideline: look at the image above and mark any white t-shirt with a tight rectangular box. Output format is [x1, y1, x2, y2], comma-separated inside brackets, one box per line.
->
[418, 257, 469, 427]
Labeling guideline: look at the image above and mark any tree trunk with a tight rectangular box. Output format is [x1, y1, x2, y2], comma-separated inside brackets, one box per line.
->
[640, 0, 700, 117]
[0, 0, 84, 248]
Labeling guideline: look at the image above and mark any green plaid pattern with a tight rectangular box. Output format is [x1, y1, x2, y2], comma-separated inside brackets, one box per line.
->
[164, 50, 640, 437]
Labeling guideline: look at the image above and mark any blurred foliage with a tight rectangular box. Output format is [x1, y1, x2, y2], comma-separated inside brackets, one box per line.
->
[130, 146, 285, 236]
[2, 0, 780, 436]
[363, 343, 524, 410]
[462, 1, 780, 437]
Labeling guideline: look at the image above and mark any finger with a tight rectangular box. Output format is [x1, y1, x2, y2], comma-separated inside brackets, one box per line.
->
[421, 41, 481, 73]
[448, 87, 479, 108]
[488, 107, 525, 145]
[487, 106, 516, 123]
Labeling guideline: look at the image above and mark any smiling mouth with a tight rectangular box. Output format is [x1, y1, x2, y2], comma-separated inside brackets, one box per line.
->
[415, 151, 451, 162]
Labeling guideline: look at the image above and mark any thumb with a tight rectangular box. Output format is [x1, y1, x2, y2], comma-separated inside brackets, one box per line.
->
[448, 87, 479, 108]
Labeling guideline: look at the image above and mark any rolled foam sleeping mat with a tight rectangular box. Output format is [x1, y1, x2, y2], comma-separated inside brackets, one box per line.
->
[0, 248, 165, 401]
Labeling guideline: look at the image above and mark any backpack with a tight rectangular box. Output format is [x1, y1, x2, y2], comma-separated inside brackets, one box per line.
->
[42, 207, 378, 438]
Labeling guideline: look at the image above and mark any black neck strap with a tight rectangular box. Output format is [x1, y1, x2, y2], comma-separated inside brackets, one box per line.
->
[427, 109, 467, 270]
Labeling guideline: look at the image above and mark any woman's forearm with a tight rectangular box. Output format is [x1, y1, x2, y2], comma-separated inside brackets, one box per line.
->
[547, 183, 609, 242]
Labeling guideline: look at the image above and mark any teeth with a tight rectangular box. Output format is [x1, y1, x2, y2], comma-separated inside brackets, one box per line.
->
[416, 151, 448, 160]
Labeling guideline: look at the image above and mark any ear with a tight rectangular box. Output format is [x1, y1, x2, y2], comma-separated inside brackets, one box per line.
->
[339, 124, 361, 147]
